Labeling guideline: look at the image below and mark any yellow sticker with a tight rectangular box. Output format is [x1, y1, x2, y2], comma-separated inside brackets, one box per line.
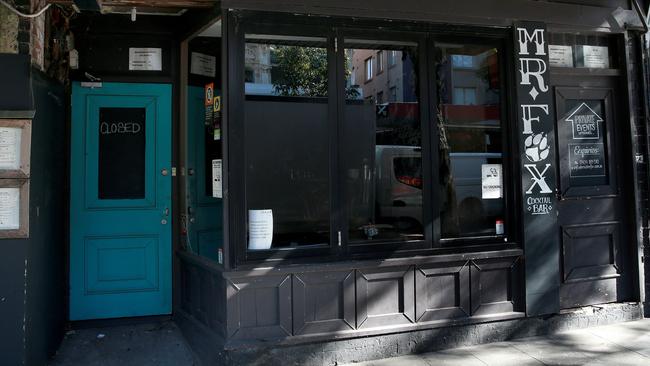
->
[213, 96, 221, 112]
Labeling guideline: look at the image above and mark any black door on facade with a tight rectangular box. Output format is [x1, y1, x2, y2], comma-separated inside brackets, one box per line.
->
[552, 74, 634, 309]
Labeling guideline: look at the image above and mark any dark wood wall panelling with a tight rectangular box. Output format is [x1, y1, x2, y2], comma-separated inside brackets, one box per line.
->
[187, 255, 525, 343]
[179, 254, 227, 337]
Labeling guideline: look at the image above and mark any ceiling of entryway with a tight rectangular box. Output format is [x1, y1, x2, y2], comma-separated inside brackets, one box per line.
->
[48, 0, 215, 15]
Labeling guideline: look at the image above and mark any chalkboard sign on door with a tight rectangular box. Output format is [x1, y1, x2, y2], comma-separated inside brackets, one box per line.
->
[98, 107, 146, 199]
[563, 100, 608, 187]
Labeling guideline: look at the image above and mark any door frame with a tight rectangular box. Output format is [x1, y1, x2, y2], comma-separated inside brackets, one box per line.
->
[65, 78, 173, 322]
[550, 69, 641, 307]
[63, 78, 181, 324]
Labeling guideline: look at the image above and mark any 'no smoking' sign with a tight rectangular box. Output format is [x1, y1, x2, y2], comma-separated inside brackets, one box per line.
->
[204, 82, 214, 106]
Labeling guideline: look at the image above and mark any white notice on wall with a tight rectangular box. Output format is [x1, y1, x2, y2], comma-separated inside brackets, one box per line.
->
[549, 45, 573, 68]
[212, 159, 222, 198]
[129, 48, 163, 71]
[581, 45, 609, 69]
[0, 127, 21, 170]
[248, 209, 273, 250]
[481, 164, 503, 199]
[190, 52, 216, 77]
[0, 188, 20, 230]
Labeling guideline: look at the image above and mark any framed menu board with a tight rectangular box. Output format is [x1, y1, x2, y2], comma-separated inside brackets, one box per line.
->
[0, 119, 31, 178]
[0, 179, 29, 238]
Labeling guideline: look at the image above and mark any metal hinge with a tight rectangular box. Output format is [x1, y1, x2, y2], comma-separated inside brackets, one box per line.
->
[337, 231, 342, 247]
[335, 38, 338, 53]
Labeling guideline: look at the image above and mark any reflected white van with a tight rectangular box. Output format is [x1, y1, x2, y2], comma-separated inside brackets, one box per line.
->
[375, 145, 502, 228]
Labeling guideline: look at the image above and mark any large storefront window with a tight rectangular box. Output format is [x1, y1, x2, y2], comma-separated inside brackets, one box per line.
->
[343, 39, 424, 243]
[244, 34, 331, 250]
[237, 27, 510, 261]
[435, 43, 505, 239]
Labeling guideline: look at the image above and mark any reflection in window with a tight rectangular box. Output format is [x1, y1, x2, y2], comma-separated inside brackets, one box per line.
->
[436, 43, 505, 239]
[244, 34, 330, 250]
[377, 51, 384, 74]
[245, 35, 328, 97]
[365, 57, 373, 81]
[388, 50, 397, 66]
[453, 87, 477, 105]
[344, 40, 423, 243]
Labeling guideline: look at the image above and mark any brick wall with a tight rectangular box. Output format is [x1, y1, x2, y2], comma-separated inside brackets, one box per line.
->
[0, 4, 19, 53]
[30, 0, 46, 70]
[0, 0, 48, 70]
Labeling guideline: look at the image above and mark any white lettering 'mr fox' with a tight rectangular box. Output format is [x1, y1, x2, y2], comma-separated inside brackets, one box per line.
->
[524, 163, 553, 194]
[517, 27, 546, 56]
[519, 58, 548, 92]
[521, 104, 549, 134]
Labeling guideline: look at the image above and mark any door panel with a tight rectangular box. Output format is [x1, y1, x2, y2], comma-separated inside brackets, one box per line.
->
[186, 86, 223, 261]
[553, 80, 633, 309]
[70, 82, 172, 320]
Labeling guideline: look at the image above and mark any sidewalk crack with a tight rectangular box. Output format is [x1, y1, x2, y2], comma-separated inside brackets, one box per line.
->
[587, 328, 650, 360]
[510, 342, 549, 365]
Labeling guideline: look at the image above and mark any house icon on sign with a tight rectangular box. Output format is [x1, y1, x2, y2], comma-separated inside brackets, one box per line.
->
[565, 102, 603, 140]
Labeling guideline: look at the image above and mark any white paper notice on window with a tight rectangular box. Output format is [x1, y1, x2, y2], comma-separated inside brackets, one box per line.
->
[212, 159, 222, 198]
[248, 209, 273, 250]
[129, 48, 162, 71]
[190, 52, 216, 77]
[481, 164, 503, 199]
[0, 127, 21, 170]
[0, 188, 20, 230]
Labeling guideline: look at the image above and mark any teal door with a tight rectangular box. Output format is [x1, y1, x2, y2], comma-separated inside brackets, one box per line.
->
[186, 86, 223, 261]
[70, 82, 172, 320]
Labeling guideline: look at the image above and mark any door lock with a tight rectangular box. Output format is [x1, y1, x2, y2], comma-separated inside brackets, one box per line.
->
[161, 207, 169, 225]
[161, 168, 168, 176]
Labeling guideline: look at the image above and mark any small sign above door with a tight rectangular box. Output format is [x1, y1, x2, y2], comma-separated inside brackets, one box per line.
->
[129, 48, 163, 71]
[190, 52, 216, 77]
[577, 45, 609, 69]
[565, 102, 603, 139]
[549, 45, 573, 68]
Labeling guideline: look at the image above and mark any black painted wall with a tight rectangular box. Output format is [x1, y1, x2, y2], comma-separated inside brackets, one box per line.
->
[23, 70, 67, 366]
[0, 58, 66, 365]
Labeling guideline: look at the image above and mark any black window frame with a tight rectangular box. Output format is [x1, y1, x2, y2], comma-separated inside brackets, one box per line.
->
[227, 12, 521, 267]
[431, 35, 517, 248]
[338, 28, 433, 256]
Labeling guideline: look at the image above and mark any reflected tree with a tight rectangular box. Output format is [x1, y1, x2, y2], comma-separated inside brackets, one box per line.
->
[271, 45, 359, 98]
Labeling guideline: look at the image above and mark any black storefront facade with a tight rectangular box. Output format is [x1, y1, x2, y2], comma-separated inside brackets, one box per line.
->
[177, 1, 650, 364]
[1, 0, 650, 365]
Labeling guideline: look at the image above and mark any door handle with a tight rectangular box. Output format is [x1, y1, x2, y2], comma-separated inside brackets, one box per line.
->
[163, 207, 170, 216]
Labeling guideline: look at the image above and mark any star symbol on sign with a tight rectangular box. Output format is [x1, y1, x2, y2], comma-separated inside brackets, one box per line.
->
[529, 87, 539, 100]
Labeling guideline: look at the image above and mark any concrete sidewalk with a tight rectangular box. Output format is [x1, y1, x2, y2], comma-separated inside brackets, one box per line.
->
[345, 319, 650, 366]
[49, 320, 197, 366]
[48, 318, 650, 365]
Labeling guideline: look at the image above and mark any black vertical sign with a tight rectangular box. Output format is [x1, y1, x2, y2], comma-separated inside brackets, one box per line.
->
[514, 22, 560, 315]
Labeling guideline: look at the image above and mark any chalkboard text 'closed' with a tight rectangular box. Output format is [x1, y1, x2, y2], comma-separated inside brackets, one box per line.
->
[98, 107, 146, 199]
